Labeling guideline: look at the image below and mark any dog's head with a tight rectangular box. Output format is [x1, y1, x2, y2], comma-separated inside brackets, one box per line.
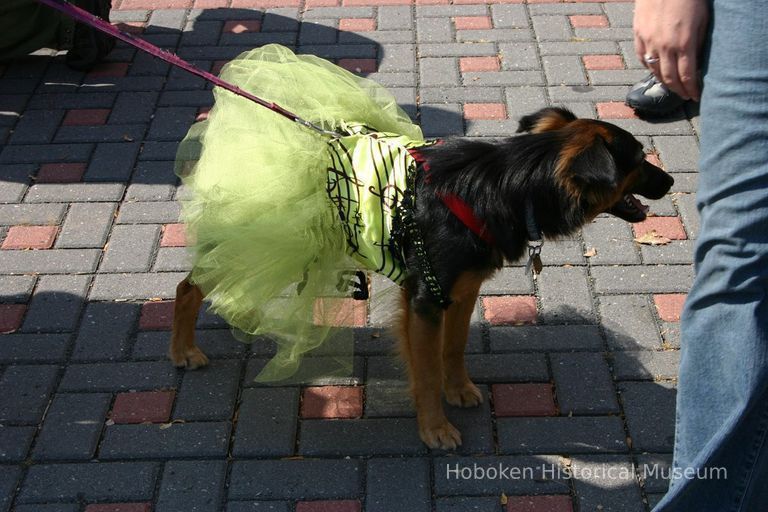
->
[517, 107, 674, 222]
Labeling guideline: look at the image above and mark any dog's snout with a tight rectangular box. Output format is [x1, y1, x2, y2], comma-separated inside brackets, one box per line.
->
[635, 161, 675, 200]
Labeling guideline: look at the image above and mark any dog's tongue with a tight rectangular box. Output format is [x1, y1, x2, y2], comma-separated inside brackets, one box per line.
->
[627, 193, 649, 214]
[607, 193, 650, 222]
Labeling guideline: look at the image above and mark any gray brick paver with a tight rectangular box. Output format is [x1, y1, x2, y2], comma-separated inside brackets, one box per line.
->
[31, 393, 112, 460]
[156, 460, 227, 512]
[56, 202, 116, 248]
[0, 365, 59, 423]
[71, 302, 140, 361]
[228, 460, 363, 500]
[232, 387, 299, 457]
[0, 203, 67, 225]
[17, 462, 159, 503]
[100, 422, 232, 459]
[99, 223, 161, 273]
[0, 333, 70, 364]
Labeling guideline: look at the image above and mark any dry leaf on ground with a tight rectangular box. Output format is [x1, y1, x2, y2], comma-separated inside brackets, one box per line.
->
[634, 230, 671, 246]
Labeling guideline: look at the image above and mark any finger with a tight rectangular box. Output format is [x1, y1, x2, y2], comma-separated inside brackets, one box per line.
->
[659, 49, 687, 99]
[644, 54, 660, 74]
[634, 34, 648, 68]
[677, 49, 700, 101]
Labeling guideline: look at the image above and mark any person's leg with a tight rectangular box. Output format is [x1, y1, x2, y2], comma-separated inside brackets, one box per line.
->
[652, 0, 768, 510]
[0, 0, 67, 61]
[0, 0, 114, 70]
[66, 0, 115, 71]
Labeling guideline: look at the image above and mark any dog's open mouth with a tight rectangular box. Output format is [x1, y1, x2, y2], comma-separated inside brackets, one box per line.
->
[608, 193, 650, 223]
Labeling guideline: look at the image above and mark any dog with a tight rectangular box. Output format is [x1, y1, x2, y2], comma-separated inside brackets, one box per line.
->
[169, 106, 674, 450]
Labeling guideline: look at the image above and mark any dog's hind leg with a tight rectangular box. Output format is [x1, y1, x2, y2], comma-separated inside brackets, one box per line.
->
[399, 290, 462, 450]
[168, 276, 209, 369]
[442, 272, 484, 408]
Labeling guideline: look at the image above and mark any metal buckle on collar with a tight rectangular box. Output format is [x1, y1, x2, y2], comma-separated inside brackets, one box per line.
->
[525, 240, 544, 277]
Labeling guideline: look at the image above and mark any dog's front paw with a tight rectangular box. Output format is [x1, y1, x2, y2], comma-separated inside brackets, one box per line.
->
[419, 417, 462, 450]
[169, 346, 209, 370]
[444, 379, 483, 408]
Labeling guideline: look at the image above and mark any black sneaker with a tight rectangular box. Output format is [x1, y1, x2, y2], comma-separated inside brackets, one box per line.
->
[65, 0, 115, 71]
[625, 74, 685, 116]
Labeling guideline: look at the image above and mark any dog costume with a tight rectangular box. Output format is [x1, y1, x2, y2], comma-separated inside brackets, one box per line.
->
[176, 45, 434, 380]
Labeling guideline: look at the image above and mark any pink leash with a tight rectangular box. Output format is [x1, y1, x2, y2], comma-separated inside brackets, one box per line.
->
[37, 0, 343, 137]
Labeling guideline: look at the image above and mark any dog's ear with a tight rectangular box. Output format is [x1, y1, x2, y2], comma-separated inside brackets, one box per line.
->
[517, 107, 577, 133]
[557, 135, 620, 194]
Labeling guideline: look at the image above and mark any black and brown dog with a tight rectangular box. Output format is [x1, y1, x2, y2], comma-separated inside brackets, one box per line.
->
[169, 107, 674, 450]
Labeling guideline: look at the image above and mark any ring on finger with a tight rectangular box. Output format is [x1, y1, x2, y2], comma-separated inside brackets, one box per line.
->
[644, 53, 660, 65]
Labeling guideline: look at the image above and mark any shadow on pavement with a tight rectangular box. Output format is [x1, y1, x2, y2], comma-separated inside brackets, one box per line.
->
[0, 287, 677, 511]
[0, 8, 463, 185]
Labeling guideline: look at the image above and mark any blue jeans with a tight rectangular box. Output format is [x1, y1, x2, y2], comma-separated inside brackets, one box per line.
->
[652, 1, 768, 510]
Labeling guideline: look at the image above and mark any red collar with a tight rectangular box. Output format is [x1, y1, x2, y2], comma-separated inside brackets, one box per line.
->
[409, 146, 496, 245]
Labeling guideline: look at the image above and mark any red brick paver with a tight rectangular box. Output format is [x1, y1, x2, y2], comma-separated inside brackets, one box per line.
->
[114, 22, 146, 34]
[582, 55, 624, 70]
[111, 391, 175, 424]
[633, 216, 687, 240]
[301, 386, 363, 419]
[37, 163, 87, 183]
[507, 495, 574, 512]
[223, 20, 262, 33]
[296, 501, 362, 512]
[230, 0, 300, 7]
[569, 15, 609, 28]
[85, 504, 153, 512]
[343, 0, 410, 5]
[0, 304, 26, 334]
[306, 0, 339, 6]
[63, 109, 111, 126]
[645, 152, 664, 168]
[2, 226, 58, 250]
[313, 297, 367, 327]
[337, 58, 377, 74]
[654, 294, 687, 322]
[161, 224, 187, 247]
[492, 383, 557, 417]
[119, 0, 192, 7]
[86, 62, 129, 78]
[483, 296, 537, 325]
[454, 16, 492, 30]
[139, 301, 175, 330]
[460, 56, 500, 72]
[339, 18, 376, 31]
[211, 60, 229, 75]
[464, 103, 507, 120]
[194, 0, 230, 7]
[596, 101, 638, 119]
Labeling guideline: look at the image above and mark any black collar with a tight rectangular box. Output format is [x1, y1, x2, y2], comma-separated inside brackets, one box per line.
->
[524, 198, 544, 275]
[393, 158, 453, 309]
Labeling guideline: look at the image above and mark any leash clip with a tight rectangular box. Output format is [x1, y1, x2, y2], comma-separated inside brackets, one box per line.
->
[525, 240, 544, 277]
[336, 270, 369, 300]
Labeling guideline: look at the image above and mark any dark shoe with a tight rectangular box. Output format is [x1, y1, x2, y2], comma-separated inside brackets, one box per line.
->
[625, 74, 685, 116]
[65, 0, 115, 71]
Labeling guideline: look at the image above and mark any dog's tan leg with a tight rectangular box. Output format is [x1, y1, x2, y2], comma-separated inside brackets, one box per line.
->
[168, 276, 209, 369]
[442, 273, 483, 408]
[399, 291, 461, 450]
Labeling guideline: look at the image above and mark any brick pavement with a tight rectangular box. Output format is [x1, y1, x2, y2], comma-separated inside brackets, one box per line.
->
[0, 0, 696, 510]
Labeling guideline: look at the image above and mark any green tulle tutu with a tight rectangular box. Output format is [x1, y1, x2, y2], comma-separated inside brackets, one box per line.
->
[175, 45, 424, 381]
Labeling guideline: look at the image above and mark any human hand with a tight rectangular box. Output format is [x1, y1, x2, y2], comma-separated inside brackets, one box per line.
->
[633, 0, 710, 101]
